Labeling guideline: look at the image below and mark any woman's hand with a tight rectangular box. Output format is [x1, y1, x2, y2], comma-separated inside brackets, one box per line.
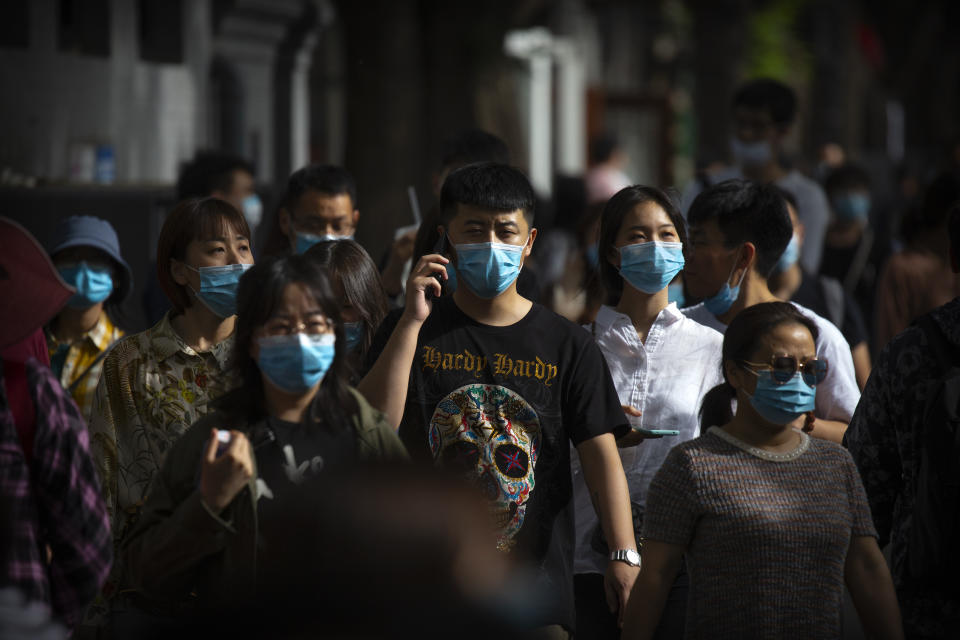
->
[616, 405, 652, 448]
[402, 253, 449, 324]
[199, 429, 254, 514]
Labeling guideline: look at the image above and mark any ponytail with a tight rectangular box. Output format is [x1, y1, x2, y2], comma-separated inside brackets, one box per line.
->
[700, 381, 737, 430]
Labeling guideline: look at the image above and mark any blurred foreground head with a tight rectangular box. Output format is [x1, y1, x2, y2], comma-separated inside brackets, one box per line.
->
[184, 464, 537, 639]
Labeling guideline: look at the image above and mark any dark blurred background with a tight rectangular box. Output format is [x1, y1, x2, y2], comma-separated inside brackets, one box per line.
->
[1, 0, 958, 330]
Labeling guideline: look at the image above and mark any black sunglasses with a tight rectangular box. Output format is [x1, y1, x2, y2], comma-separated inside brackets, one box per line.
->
[741, 354, 829, 387]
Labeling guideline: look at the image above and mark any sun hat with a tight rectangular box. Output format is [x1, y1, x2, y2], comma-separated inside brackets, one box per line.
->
[0, 217, 75, 350]
[47, 215, 133, 302]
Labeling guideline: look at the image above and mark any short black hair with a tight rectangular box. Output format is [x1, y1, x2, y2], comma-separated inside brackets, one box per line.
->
[733, 78, 797, 129]
[824, 164, 871, 196]
[177, 150, 254, 200]
[440, 129, 511, 172]
[439, 163, 535, 226]
[687, 179, 792, 278]
[283, 164, 358, 211]
[770, 184, 798, 211]
[590, 133, 619, 165]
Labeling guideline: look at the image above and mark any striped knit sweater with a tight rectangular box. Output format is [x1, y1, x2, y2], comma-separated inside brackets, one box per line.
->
[643, 426, 876, 639]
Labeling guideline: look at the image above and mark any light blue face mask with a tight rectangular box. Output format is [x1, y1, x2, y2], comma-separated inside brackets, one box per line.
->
[444, 262, 458, 294]
[747, 370, 817, 425]
[294, 231, 355, 255]
[667, 281, 686, 308]
[703, 253, 745, 316]
[343, 321, 364, 352]
[618, 241, 685, 294]
[188, 263, 252, 318]
[453, 238, 527, 299]
[242, 194, 263, 228]
[832, 193, 870, 223]
[58, 261, 114, 309]
[730, 137, 773, 168]
[257, 333, 336, 394]
[773, 234, 800, 274]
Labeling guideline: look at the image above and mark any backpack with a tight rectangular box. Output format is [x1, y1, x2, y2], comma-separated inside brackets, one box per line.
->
[908, 315, 960, 592]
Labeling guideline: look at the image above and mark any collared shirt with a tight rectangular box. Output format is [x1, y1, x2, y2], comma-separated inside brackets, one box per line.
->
[46, 311, 124, 422]
[1, 357, 112, 629]
[845, 297, 960, 637]
[683, 301, 860, 423]
[571, 303, 724, 575]
[87, 311, 237, 566]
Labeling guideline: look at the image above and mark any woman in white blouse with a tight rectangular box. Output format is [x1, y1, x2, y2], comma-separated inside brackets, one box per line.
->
[572, 185, 723, 639]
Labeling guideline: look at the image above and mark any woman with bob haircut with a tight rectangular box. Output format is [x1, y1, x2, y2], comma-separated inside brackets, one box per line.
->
[304, 239, 388, 378]
[88, 197, 254, 627]
[571, 185, 723, 639]
[120, 254, 406, 619]
[622, 301, 903, 640]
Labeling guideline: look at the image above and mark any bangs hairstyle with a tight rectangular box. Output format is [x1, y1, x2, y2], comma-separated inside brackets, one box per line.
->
[699, 301, 818, 429]
[231, 254, 357, 429]
[304, 239, 389, 357]
[157, 197, 251, 313]
[598, 185, 686, 305]
[439, 162, 535, 226]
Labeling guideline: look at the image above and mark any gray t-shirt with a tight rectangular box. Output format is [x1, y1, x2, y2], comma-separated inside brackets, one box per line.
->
[643, 427, 876, 639]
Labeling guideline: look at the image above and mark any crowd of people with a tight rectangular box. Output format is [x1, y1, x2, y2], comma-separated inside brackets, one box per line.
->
[2, 76, 960, 640]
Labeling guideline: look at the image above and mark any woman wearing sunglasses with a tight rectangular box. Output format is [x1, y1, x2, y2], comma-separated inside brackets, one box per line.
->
[622, 301, 903, 640]
[116, 254, 406, 632]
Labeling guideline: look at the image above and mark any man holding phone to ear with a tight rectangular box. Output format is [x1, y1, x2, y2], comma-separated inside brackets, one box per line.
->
[359, 163, 637, 636]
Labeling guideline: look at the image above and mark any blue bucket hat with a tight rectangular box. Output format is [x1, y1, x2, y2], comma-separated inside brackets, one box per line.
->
[48, 215, 133, 303]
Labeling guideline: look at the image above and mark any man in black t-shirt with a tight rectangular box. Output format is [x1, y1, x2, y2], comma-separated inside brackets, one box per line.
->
[359, 163, 637, 634]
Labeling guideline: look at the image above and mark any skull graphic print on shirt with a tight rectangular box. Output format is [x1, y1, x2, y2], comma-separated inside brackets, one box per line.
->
[428, 384, 541, 551]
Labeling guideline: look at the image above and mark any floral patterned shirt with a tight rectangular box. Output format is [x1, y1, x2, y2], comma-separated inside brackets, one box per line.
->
[845, 296, 960, 637]
[88, 311, 237, 567]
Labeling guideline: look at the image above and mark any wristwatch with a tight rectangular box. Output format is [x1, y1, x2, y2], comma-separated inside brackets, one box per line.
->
[610, 548, 641, 567]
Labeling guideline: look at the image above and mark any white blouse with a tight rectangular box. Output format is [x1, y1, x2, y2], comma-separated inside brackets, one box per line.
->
[571, 303, 724, 575]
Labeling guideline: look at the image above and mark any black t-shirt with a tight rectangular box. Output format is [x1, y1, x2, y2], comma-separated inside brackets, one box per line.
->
[255, 417, 357, 565]
[369, 297, 628, 630]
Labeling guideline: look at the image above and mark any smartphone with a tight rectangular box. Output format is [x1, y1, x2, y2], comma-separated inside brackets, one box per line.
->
[215, 430, 232, 457]
[425, 233, 448, 300]
[632, 427, 680, 437]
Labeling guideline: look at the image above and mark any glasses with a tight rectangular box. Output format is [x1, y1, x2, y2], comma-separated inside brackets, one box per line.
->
[741, 354, 828, 387]
[261, 316, 334, 337]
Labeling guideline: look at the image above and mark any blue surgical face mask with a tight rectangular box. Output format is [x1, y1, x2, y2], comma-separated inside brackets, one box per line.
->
[832, 193, 870, 223]
[618, 241, 685, 294]
[773, 234, 800, 274]
[242, 194, 263, 228]
[667, 281, 686, 308]
[343, 321, 364, 352]
[730, 137, 773, 168]
[294, 231, 355, 255]
[58, 261, 114, 309]
[746, 370, 817, 425]
[257, 333, 336, 394]
[703, 253, 746, 316]
[453, 237, 527, 299]
[187, 263, 252, 318]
